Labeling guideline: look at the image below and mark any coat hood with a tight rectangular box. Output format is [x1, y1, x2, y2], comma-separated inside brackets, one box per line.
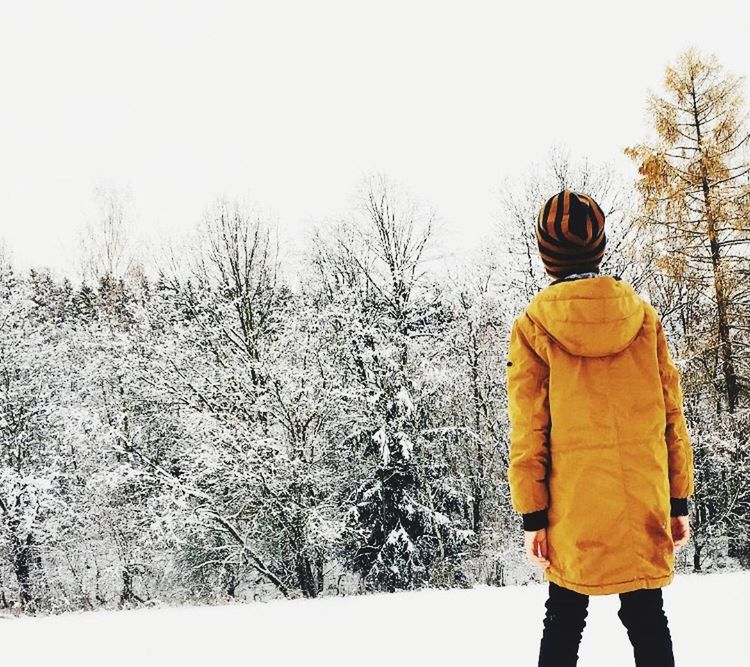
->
[524, 275, 645, 357]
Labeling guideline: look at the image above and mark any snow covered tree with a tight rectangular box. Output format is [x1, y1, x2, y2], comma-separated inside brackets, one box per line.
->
[316, 175, 474, 591]
[430, 248, 510, 559]
[497, 144, 643, 303]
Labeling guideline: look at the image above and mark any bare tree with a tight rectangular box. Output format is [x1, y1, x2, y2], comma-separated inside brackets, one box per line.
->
[80, 185, 138, 284]
[496, 144, 646, 301]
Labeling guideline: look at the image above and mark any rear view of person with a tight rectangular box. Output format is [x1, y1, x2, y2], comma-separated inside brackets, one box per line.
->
[506, 190, 695, 666]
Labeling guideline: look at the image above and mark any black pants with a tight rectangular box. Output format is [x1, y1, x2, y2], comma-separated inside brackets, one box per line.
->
[538, 581, 675, 666]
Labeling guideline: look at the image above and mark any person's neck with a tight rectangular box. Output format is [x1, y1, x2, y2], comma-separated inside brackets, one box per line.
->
[549, 269, 601, 285]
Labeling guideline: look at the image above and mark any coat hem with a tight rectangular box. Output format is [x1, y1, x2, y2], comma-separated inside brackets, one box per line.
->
[544, 568, 674, 596]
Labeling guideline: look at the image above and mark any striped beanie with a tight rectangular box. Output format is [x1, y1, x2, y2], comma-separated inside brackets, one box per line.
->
[536, 190, 607, 279]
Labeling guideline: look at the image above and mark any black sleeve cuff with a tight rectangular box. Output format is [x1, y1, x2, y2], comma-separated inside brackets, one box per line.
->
[670, 497, 689, 517]
[522, 508, 549, 531]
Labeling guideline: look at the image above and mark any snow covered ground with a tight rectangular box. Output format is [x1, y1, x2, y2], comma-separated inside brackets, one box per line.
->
[1, 571, 743, 666]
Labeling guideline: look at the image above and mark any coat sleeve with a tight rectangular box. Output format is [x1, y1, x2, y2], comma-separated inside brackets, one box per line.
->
[506, 314, 551, 523]
[655, 317, 695, 511]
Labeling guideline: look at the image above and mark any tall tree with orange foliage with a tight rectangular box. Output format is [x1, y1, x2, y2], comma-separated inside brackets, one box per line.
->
[625, 47, 750, 415]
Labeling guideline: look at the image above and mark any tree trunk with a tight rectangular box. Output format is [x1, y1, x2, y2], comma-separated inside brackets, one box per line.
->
[120, 567, 135, 607]
[12, 532, 34, 608]
[690, 78, 740, 413]
[297, 553, 319, 598]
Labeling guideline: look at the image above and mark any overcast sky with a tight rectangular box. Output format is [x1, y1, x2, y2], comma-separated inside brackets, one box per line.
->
[1, 0, 748, 276]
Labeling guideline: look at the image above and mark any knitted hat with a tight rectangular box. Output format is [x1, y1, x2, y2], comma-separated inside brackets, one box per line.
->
[536, 190, 606, 279]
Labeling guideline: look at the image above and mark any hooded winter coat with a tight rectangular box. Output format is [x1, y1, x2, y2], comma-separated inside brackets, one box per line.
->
[506, 274, 695, 595]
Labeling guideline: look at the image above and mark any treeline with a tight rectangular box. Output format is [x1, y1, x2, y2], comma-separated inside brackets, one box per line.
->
[0, 48, 749, 614]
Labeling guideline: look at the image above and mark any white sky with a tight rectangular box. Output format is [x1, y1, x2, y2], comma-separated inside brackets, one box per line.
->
[1, 0, 748, 276]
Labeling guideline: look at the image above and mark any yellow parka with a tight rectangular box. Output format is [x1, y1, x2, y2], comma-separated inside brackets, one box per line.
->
[506, 274, 695, 595]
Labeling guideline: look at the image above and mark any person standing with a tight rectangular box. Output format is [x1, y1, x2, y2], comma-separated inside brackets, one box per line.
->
[506, 190, 694, 666]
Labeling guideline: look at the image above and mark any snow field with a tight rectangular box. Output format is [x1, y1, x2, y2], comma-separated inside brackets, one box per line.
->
[1, 571, 742, 666]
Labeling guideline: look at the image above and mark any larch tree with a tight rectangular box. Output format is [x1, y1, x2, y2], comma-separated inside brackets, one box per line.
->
[624, 47, 750, 415]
